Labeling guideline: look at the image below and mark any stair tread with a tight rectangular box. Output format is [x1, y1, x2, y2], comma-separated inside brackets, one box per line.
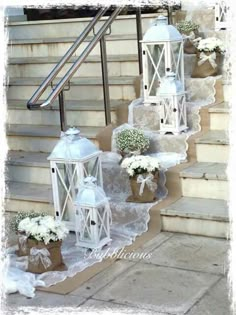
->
[7, 124, 102, 138]
[7, 150, 49, 167]
[9, 34, 138, 45]
[6, 181, 52, 203]
[9, 76, 135, 86]
[161, 197, 229, 222]
[195, 130, 229, 145]
[208, 102, 229, 113]
[179, 162, 227, 180]
[8, 99, 128, 111]
[9, 55, 138, 64]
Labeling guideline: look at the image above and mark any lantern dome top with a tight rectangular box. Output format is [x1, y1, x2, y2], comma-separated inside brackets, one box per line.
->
[142, 16, 183, 42]
[157, 72, 184, 95]
[47, 127, 101, 161]
[75, 176, 108, 206]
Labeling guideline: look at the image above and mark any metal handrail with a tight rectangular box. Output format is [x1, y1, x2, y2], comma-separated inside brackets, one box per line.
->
[27, 7, 122, 110]
[27, 7, 107, 109]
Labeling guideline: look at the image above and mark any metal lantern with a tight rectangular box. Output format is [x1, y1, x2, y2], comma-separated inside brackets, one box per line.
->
[215, 1, 228, 30]
[47, 127, 103, 231]
[75, 176, 112, 249]
[141, 16, 184, 106]
[157, 72, 187, 135]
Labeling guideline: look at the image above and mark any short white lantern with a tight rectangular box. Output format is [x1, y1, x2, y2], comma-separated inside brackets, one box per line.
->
[157, 72, 187, 135]
[47, 127, 103, 231]
[215, 1, 228, 30]
[141, 16, 184, 106]
[75, 176, 112, 249]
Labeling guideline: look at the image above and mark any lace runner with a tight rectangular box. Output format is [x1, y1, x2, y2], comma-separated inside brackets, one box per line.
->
[5, 75, 217, 297]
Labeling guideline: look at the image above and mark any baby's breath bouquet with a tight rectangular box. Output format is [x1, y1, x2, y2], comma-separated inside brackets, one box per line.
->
[116, 128, 150, 156]
[10, 211, 47, 233]
[121, 155, 160, 203]
[176, 20, 199, 35]
[196, 37, 225, 54]
[18, 215, 68, 245]
[121, 155, 160, 177]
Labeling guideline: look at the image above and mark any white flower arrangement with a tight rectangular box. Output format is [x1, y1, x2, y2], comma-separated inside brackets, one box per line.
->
[18, 215, 69, 245]
[197, 37, 225, 54]
[116, 128, 150, 154]
[121, 155, 160, 177]
[176, 20, 199, 34]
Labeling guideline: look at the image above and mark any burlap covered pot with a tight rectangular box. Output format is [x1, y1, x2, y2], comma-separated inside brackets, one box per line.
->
[16, 232, 29, 257]
[191, 51, 221, 78]
[182, 30, 199, 54]
[126, 171, 158, 203]
[27, 239, 66, 274]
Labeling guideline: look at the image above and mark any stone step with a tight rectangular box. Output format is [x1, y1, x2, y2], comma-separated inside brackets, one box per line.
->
[8, 55, 200, 78]
[7, 13, 159, 40]
[195, 130, 229, 163]
[208, 102, 229, 131]
[5, 181, 54, 214]
[180, 162, 228, 200]
[8, 34, 141, 58]
[6, 124, 101, 152]
[7, 76, 136, 101]
[161, 197, 229, 238]
[7, 99, 128, 127]
[8, 55, 139, 78]
[6, 151, 51, 185]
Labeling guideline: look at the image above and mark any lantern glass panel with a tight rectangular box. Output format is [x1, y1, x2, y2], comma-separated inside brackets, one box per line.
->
[161, 97, 175, 126]
[79, 207, 93, 242]
[147, 44, 165, 96]
[82, 156, 102, 187]
[178, 95, 186, 125]
[97, 206, 108, 240]
[170, 42, 182, 82]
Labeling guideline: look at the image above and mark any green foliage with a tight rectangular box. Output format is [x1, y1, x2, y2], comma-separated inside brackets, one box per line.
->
[116, 128, 150, 153]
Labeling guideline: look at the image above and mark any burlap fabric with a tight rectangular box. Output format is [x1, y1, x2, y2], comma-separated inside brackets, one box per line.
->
[127, 172, 158, 203]
[16, 232, 29, 257]
[191, 51, 221, 78]
[27, 239, 67, 274]
[182, 30, 199, 54]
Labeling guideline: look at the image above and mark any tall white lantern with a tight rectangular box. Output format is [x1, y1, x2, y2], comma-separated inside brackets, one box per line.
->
[75, 176, 112, 249]
[141, 16, 184, 106]
[215, 1, 228, 30]
[158, 72, 187, 135]
[47, 128, 103, 231]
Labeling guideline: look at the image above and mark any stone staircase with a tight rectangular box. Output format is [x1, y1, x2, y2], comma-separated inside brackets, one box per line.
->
[5, 9, 230, 238]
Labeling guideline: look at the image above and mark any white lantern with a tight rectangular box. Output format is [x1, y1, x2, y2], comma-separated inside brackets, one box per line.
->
[157, 72, 187, 135]
[75, 176, 112, 249]
[47, 127, 103, 231]
[141, 16, 184, 106]
[215, 1, 228, 30]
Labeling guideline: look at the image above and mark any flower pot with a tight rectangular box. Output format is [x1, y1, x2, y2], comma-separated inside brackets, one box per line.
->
[16, 232, 29, 257]
[191, 51, 221, 78]
[27, 239, 67, 274]
[182, 31, 198, 54]
[126, 172, 158, 203]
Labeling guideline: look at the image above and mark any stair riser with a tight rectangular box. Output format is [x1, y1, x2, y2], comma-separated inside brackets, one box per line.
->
[5, 198, 54, 214]
[223, 84, 231, 102]
[7, 136, 99, 153]
[8, 39, 139, 58]
[210, 113, 229, 131]
[7, 84, 136, 101]
[196, 144, 229, 163]
[9, 61, 139, 78]
[7, 165, 51, 185]
[161, 216, 229, 238]
[181, 178, 228, 200]
[8, 15, 156, 40]
[7, 109, 117, 127]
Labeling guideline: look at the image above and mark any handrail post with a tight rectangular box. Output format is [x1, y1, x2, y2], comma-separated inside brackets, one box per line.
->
[136, 7, 143, 75]
[168, 6, 173, 25]
[100, 35, 111, 125]
[58, 90, 66, 131]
